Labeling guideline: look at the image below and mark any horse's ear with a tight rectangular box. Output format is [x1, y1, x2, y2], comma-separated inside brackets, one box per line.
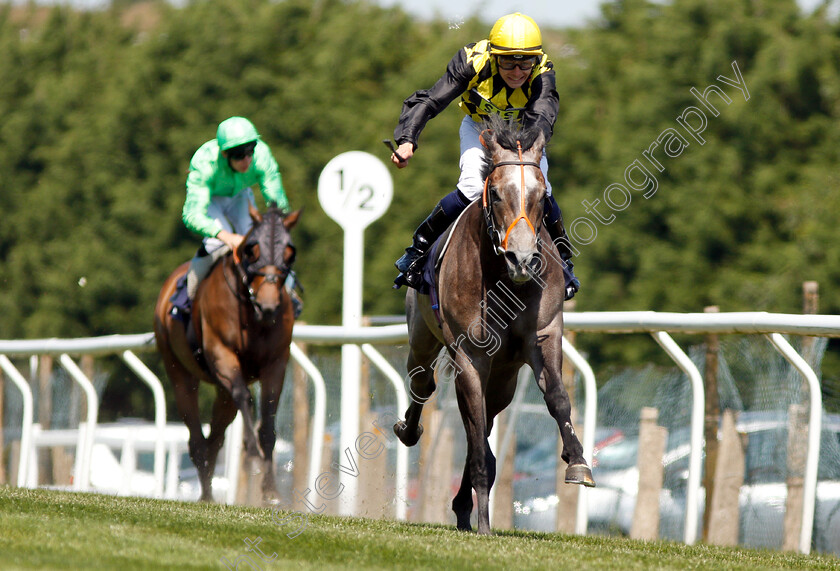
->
[479, 129, 495, 149]
[249, 203, 262, 224]
[533, 130, 546, 155]
[283, 208, 303, 230]
[243, 242, 260, 264]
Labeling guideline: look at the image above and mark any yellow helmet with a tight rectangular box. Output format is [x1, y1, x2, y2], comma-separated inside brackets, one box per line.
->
[488, 13, 543, 56]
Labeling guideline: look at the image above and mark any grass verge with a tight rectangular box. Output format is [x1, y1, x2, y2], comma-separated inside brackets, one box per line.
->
[1, 486, 838, 570]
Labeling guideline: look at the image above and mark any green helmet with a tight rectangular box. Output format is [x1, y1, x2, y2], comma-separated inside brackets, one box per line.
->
[216, 116, 260, 151]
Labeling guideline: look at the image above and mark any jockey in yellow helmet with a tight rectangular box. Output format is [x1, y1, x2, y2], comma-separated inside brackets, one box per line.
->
[389, 13, 579, 299]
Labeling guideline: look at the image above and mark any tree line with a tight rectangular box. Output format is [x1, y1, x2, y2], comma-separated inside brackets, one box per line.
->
[0, 0, 838, 409]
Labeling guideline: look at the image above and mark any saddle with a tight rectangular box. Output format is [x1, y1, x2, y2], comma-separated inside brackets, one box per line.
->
[394, 217, 465, 327]
[168, 274, 206, 365]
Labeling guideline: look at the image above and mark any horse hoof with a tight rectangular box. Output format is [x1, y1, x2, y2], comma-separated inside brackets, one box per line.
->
[456, 521, 472, 532]
[393, 421, 423, 447]
[565, 464, 596, 487]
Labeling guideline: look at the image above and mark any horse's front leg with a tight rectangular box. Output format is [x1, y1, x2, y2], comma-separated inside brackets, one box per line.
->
[532, 332, 595, 487]
[452, 456, 474, 531]
[207, 347, 263, 470]
[204, 386, 238, 490]
[257, 354, 290, 504]
[395, 310, 442, 447]
[169, 367, 214, 501]
[394, 351, 437, 447]
[453, 359, 495, 535]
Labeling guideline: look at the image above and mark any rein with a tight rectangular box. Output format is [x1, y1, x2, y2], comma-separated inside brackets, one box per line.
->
[482, 140, 541, 255]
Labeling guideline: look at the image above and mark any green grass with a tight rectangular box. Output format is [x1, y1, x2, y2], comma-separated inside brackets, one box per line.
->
[1, 487, 838, 570]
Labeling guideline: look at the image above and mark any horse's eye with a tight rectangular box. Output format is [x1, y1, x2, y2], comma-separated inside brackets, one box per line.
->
[244, 243, 260, 262]
[490, 188, 502, 204]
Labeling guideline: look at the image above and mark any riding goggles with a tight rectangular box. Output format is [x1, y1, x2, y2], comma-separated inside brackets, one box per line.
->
[497, 56, 538, 71]
[227, 141, 257, 160]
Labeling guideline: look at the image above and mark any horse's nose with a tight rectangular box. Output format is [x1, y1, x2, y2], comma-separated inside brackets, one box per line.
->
[526, 252, 543, 276]
[504, 250, 539, 283]
[251, 272, 285, 321]
[253, 299, 282, 324]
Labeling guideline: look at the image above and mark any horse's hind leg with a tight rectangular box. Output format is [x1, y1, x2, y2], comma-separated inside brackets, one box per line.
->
[451, 444, 497, 532]
[451, 370, 516, 531]
[453, 365, 495, 535]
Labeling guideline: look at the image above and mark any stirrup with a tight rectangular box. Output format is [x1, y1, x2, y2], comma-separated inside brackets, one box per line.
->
[562, 260, 580, 301]
[169, 306, 190, 323]
[393, 257, 426, 290]
[395, 247, 424, 274]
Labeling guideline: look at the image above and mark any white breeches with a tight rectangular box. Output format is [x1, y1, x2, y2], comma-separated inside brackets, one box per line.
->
[456, 115, 552, 201]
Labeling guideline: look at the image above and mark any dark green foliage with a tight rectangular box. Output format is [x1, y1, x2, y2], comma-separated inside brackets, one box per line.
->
[0, 0, 839, 409]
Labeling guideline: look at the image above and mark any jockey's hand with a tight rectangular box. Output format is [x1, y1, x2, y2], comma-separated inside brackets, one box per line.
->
[217, 229, 245, 252]
[391, 142, 414, 169]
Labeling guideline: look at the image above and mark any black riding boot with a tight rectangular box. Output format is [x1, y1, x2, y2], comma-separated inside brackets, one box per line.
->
[394, 202, 455, 289]
[286, 270, 304, 319]
[544, 200, 581, 301]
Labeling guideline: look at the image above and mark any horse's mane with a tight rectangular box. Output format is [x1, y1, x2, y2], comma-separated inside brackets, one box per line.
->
[480, 115, 544, 180]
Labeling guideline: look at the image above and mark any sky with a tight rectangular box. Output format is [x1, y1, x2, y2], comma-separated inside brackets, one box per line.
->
[10, 0, 834, 28]
[375, 0, 607, 29]
[374, 0, 831, 29]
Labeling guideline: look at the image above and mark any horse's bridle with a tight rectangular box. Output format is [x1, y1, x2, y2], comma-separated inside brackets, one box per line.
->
[227, 241, 296, 310]
[482, 140, 542, 255]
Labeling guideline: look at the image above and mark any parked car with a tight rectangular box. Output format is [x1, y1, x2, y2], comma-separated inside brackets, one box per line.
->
[513, 411, 840, 555]
[513, 427, 639, 533]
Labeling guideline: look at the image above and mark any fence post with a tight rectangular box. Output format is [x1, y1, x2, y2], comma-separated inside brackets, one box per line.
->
[358, 411, 389, 519]
[783, 282, 818, 550]
[492, 408, 515, 529]
[801, 282, 819, 369]
[37, 355, 53, 486]
[783, 403, 809, 551]
[631, 407, 667, 540]
[707, 409, 743, 545]
[356, 318, 386, 518]
[419, 409, 453, 524]
[702, 305, 720, 541]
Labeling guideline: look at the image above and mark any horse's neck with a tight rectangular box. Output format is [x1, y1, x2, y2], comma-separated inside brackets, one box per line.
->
[445, 202, 500, 269]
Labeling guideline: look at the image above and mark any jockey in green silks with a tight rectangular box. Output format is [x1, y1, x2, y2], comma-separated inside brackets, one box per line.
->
[171, 116, 302, 320]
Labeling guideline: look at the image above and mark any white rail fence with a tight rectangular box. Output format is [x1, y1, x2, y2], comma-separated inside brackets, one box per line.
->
[2, 311, 839, 554]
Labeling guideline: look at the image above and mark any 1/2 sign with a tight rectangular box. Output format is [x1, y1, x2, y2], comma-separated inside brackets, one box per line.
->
[318, 151, 392, 230]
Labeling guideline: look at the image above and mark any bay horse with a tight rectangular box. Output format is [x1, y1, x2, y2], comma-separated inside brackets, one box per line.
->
[394, 117, 594, 534]
[154, 206, 300, 503]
